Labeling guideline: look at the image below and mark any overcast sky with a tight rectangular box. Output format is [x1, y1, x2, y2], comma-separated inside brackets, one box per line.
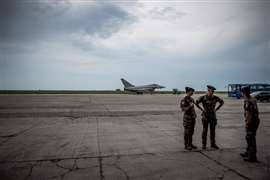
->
[0, 0, 269, 91]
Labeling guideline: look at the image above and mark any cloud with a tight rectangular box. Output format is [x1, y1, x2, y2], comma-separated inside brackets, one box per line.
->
[69, 0, 269, 64]
[0, 0, 136, 42]
[148, 6, 187, 21]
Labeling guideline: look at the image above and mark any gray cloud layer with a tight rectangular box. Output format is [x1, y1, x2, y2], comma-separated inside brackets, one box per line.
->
[0, 0, 136, 42]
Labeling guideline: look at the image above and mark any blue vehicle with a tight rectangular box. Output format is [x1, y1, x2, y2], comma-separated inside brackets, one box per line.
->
[228, 83, 270, 99]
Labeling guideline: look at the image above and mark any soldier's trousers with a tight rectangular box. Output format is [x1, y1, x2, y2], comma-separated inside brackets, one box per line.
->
[246, 127, 258, 159]
[202, 118, 217, 146]
[184, 121, 195, 146]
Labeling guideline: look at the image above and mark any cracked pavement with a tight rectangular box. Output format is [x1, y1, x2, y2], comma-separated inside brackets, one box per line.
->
[0, 94, 269, 180]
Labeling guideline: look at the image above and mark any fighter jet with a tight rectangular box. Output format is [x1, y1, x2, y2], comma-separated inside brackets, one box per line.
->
[121, 78, 165, 94]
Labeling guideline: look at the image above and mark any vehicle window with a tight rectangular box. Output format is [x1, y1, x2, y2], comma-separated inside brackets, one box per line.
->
[258, 85, 264, 89]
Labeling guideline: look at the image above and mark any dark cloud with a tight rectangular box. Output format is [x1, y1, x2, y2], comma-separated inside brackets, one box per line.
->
[0, 0, 136, 42]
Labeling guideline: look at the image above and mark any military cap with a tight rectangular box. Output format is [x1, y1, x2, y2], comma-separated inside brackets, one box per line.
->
[207, 85, 216, 91]
[185, 87, 194, 92]
[241, 85, 251, 93]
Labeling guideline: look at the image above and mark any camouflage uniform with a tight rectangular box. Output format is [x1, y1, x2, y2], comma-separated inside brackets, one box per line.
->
[181, 96, 197, 148]
[244, 96, 260, 160]
[196, 95, 224, 147]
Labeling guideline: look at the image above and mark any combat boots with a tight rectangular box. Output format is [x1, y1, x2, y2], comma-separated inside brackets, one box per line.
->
[242, 151, 257, 162]
[185, 145, 192, 150]
[243, 156, 257, 162]
[211, 144, 219, 149]
[189, 139, 197, 149]
[240, 152, 248, 158]
[202, 145, 206, 150]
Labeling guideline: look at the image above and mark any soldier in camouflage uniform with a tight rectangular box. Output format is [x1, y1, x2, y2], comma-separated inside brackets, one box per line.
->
[240, 86, 260, 162]
[195, 85, 224, 149]
[180, 87, 197, 150]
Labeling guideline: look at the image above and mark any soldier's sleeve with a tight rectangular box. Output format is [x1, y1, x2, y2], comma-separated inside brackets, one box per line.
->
[195, 96, 203, 105]
[247, 100, 258, 113]
[217, 96, 224, 105]
[245, 101, 254, 129]
[180, 99, 186, 109]
[254, 101, 259, 116]
[180, 99, 191, 112]
[250, 100, 259, 118]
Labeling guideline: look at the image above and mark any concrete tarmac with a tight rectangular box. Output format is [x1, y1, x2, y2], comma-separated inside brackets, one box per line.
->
[0, 94, 269, 180]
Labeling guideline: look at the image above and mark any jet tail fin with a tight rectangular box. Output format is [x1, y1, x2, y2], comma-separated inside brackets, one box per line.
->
[121, 78, 134, 88]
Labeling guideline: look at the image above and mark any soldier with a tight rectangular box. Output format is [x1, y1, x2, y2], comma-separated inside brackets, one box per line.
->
[240, 86, 260, 162]
[195, 85, 224, 150]
[180, 87, 197, 150]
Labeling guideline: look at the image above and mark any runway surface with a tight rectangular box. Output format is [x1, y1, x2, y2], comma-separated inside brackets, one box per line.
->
[0, 94, 269, 180]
